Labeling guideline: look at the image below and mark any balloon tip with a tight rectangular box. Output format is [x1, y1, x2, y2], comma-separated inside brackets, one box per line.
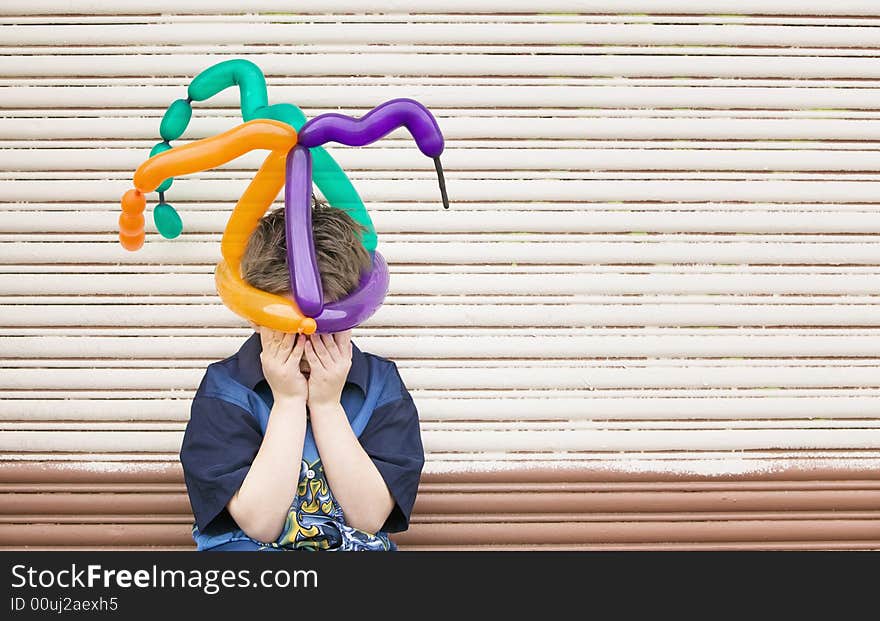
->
[433, 157, 449, 209]
[119, 232, 145, 251]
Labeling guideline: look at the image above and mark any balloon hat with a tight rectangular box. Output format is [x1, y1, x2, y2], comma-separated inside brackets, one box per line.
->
[119, 59, 448, 335]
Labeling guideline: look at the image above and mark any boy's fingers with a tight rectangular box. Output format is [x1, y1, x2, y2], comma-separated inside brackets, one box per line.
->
[312, 334, 333, 367]
[287, 334, 306, 365]
[268, 329, 282, 357]
[278, 331, 295, 362]
[303, 339, 319, 366]
[293, 334, 306, 350]
[258, 326, 273, 356]
[309, 335, 333, 367]
[320, 333, 339, 363]
[338, 331, 353, 361]
[264, 328, 288, 358]
[332, 330, 352, 352]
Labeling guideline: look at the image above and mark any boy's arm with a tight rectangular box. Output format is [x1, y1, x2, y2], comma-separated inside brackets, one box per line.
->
[227, 397, 307, 543]
[227, 329, 309, 543]
[310, 401, 395, 534]
[306, 333, 395, 534]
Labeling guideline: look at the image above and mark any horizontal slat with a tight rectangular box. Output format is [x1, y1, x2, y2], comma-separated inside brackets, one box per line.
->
[3, 269, 880, 295]
[6, 363, 880, 391]
[5, 1, 880, 17]
[10, 239, 880, 265]
[3, 539, 878, 551]
[7, 170, 877, 181]
[22, 294, 868, 305]
[14, 53, 880, 79]
[4, 394, 880, 421]
[12, 209, 880, 234]
[5, 420, 880, 432]
[7, 488, 880, 516]
[10, 45, 880, 60]
[12, 84, 880, 110]
[392, 519, 880, 546]
[11, 115, 880, 140]
[4, 386, 880, 401]
[6, 457, 880, 482]
[11, 199, 880, 212]
[5, 450, 880, 472]
[9, 302, 880, 327]
[4, 15, 880, 27]
[22, 45, 880, 60]
[13, 178, 880, 203]
[8, 22, 880, 48]
[11, 333, 880, 359]
[16, 147, 880, 173]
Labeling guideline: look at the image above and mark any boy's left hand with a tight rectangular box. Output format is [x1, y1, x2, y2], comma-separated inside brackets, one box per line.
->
[304, 330, 353, 410]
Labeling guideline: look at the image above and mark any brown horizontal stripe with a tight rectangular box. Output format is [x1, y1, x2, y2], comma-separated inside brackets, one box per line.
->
[4, 542, 880, 552]
[0, 523, 191, 546]
[0, 461, 182, 484]
[0, 516, 192, 524]
[5, 459, 880, 484]
[1, 460, 878, 549]
[414, 489, 880, 513]
[3, 489, 880, 516]
[0, 493, 189, 514]
[426, 466, 880, 484]
[393, 520, 880, 546]
[408, 511, 880, 523]
[419, 481, 880, 492]
[0, 484, 185, 493]
[4, 511, 880, 525]
[7, 480, 880, 494]
[3, 519, 880, 547]
[398, 542, 880, 551]
[0, 546, 195, 551]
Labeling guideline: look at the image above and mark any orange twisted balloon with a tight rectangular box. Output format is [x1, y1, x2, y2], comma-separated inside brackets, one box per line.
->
[119, 119, 317, 334]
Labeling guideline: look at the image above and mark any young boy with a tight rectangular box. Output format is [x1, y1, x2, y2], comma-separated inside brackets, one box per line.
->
[180, 200, 424, 551]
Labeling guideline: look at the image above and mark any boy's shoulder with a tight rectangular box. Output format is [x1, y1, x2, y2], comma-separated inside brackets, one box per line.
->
[357, 345, 399, 371]
[195, 334, 261, 397]
[353, 345, 409, 404]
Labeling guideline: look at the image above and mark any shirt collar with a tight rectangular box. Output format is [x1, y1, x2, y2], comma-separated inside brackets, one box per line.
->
[235, 331, 369, 395]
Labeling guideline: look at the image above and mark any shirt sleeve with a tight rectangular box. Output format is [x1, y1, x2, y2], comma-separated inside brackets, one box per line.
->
[179, 394, 263, 532]
[357, 367, 425, 533]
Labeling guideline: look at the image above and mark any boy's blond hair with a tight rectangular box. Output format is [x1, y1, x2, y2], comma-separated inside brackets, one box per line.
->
[240, 198, 371, 303]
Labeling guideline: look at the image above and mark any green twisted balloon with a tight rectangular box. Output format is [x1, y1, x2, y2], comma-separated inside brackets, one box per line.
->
[152, 59, 377, 251]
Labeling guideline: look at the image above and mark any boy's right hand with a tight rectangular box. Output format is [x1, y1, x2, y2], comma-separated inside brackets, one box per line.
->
[259, 327, 308, 405]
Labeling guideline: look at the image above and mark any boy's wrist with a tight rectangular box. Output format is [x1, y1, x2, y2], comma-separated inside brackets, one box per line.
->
[307, 399, 344, 418]
[307, 388, 344, 412]
[273, 395, 308, 412]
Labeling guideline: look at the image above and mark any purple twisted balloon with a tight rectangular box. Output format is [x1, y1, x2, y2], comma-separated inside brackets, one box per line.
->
[312, 251, 390, 333]
[299, 98, 449, 210]
[284, 145, 324, 317]
[284, 98, 449, 333]
[298, 98, 444, 157]
[285, 145, 391, 331]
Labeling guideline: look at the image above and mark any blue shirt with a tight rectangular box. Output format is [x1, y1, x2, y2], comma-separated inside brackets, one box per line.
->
[179, 333, 425, 551]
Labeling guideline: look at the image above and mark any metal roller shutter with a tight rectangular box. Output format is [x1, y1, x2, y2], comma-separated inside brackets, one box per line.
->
[2, 2, 879, 549]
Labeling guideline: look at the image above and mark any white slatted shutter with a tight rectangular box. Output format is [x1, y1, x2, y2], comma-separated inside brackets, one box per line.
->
[2, 3, 879, 550]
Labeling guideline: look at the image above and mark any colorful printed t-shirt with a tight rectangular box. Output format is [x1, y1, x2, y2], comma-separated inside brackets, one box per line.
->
[179, 333, 425, 551]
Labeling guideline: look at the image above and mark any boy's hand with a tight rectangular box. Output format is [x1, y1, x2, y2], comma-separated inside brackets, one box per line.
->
[304, 331, 353, 409]
[259, 327, 308, 406]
